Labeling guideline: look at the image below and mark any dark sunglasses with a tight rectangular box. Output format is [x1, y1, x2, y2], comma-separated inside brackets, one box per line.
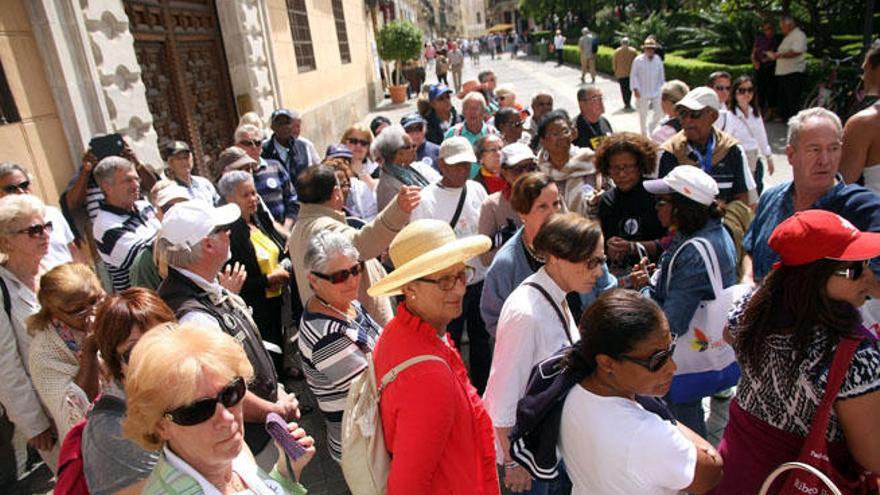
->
[834, 260, 869, 281]
[714, 85, 731, 92]
[736, 87, 754, 94]
[238, 139, 262, 147]
[585, 254, 608, 269]
[2, 180, 30, 194]
[347, 138, 370, 147]
[16, 221, 53, 238]
[405, 124, 425, 133]
[618, 336, 677, 372]
[417, 266, 475, 291]
[164, 377, 247, 426]
[677, 108, 705, 120]
[312, 261, 365, 284]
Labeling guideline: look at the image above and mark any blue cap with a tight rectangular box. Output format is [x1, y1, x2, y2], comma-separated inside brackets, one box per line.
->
[400, 112, 427, 129]
[428, 84, 453, 102]
[271, 108, 299, 123]
[325, 144, 353, 160]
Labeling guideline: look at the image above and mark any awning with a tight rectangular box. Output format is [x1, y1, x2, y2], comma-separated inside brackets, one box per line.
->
[487, 23, 514, 33]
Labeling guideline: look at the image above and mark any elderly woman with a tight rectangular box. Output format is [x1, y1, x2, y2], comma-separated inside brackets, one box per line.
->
[218, 171, 290, 373]
[595, 132, 667, 279]
[81, 288, 175, 495]
[325, 144, 378, 222]
[536, 110, 601, 215]
[712, 210, 880, 494]
[27, 263, 104, 440]
[123, 323, 315, 494]
[374, 124, 441, 211]
[298, 231, 382, 461]
[484, 212, 607, 494]
[473, 134, 506, 194]
[478, 142, 535, 266]
[342, 124, 380, 189]
[560, 290, 723, 494]
[0, 194, 57, 472]
[641, 166, 736, 436]
[651, 80, 690, 145]
[366, 219, 497, 495]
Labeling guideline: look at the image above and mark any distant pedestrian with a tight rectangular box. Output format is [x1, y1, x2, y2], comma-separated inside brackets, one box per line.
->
[449, 43, 465, 93]
[613, 37, 639, 111]
[751, 21, 780, 116]
[578, 27, 596, 83]
[769, 15, 807, 120]
[630, 36, 666, 135]
[554, 30, 566, 66]
[470, 38, 481, 66]
[425, 42, 436, 66]
[435, 50, 449, 85]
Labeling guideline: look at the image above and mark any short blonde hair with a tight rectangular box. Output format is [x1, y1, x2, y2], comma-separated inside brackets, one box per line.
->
[0, 195, 46, 264]
[123, 323, 254, 451]
[341, 124, 374, 145]
[28, 263, 103, 335]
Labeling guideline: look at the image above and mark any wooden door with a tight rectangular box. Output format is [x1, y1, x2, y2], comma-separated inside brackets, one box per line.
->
[125, 0, 238, 178]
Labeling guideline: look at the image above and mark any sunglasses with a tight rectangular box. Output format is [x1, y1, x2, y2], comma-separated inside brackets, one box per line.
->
[16, 221, 53, 238]
[736, 87, 754, 94]
[618, 336, 677, 372]
[2, 180, 30, 194]
[164, 377, 247, 426]
[347, 138, 371, 147]
[61, 293, 104, 319]
[677, 108, 705, 120]
[714, 85, 731, 92]
[417, 266, 475, 291]
[585, 254, 608, 269]
[238, 139, 262, 147]
[405, 124, 425, 133]
[312, 261, 365, 284]
[833, 260, 869, 281]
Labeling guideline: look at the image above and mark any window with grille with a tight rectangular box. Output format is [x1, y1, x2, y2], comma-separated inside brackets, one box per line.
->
[0, 61, 20, 125]
[286, 0, 316, 72]
[331, 0, 351, 64]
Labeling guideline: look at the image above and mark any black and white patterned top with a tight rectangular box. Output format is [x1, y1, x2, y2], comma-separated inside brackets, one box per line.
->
[728, 291, 880, 442]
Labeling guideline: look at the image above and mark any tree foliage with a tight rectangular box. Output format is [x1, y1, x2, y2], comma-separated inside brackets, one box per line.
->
[376, 21, 423, 85]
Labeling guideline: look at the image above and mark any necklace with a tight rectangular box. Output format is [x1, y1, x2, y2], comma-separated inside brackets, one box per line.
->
[314, 295, 355, 322]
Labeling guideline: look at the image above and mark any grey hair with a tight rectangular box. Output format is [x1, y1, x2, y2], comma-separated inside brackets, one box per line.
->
[303, 231, 360, 274]
[621, 37, 630, 45]
[234, 124, 263, 143]
[93, 156, 134, 186]
[0, 194, 44, 236]
[0, 162, 31, 180]
[786, 107, 842, 147]
[155, 236, 205, 269]
[371, 124, 408, 163]
[661, 80, 690, 103]
[217, 170, 253, 200]
[462, 92, 487, 107]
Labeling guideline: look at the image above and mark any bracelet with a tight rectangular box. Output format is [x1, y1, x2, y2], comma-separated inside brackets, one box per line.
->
[504, 461, 519, 469]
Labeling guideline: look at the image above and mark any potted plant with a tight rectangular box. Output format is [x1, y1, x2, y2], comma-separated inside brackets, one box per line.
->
[377, 20, 423, 104]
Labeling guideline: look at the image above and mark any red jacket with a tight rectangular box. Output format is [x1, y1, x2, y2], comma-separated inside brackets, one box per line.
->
[373, 303, 499, 495]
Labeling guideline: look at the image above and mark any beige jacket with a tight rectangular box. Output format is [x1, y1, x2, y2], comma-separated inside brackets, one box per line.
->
[289, 201, 410, 327]
[612, 45, 638, 78]
[28, 325, 90, 440]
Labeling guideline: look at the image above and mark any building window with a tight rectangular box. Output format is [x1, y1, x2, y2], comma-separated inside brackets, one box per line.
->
[476, 12, 481, 24]
[0, 61, 20, 125]
[331, 0, 351, 64]
[286, 0, 316, 72]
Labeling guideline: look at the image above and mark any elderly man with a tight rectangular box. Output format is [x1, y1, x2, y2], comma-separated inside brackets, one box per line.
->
[841, 44, 880, 193]
[613, 37, 638, 111]
[446, 92, 499, 176]
[523, 91, 554, 149]
[448, 42, 465, 93]
[770, 15, 807, 120]
[630, 37, 666, 135]
[401, 112, 440, 172]
[374, 125, 441, 211]
[578, 27, 596, 84]
[553, 30, 565, 66]
[573, 85, 614, 150]
[155, 201, 299, 467]
[425, 83, 461, 145]
[92, 157, 161, 292]
[162, 140, 218, 205]
[235, 124, 299, 229]
[658, 87, 754, 205]
[289, 165, 420, 326]
[261, 108, 320, 183]
[745, 107, 880, 281]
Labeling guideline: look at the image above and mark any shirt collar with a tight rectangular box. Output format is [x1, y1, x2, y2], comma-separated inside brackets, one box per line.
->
[174, 267, 225, 302]
[396, 302, 452, 345]
[163, 446, 268, 495]
[532, 267, 568, 305]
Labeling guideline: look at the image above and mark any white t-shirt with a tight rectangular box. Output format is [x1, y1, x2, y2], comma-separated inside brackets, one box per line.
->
[43, 206, 75, 270]
[559, 386, 697, 495]
[775, 27, 807, 75]
[409, 180, 488, 282]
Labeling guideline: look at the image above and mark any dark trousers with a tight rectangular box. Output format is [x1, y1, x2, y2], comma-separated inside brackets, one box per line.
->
[618, 77, 632, 108]
[777, 71, 805, 120]
[556, 48, 564, 65]
[448, 281, 491, 395]
[437, 72, 448, 85]
[756, 63, 776, 110]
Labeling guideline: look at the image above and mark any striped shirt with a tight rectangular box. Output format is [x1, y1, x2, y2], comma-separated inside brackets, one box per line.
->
[298, 301, 381, 460]
[92, 201, 160, 292]
[253, 158, 299, 222]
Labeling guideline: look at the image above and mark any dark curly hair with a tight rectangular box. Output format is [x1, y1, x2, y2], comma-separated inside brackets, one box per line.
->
[594, 132, 658, 177]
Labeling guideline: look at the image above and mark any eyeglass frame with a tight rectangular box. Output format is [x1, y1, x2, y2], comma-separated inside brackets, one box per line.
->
[416, 266, 475, 291]
[2, 180, 31, 194]
[617, 335, 678, 372]
[833, 260, 869, 281]
[14, 221, 53, 238]
[163, 376, 247, 426]
[312, 260, 366, 284]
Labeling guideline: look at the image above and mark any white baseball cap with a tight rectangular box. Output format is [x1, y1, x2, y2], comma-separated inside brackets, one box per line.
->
[676, 86, 721, 112]
[501, 142, 536, 168]
[159, 201, 241, 249]
[154, 184, 190, 209]
[439, 136, 477, 164]
[643, 165, 719, 206]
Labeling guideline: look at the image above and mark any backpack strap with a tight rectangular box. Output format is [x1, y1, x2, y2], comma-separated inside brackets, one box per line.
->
[0, 277, 9, 322]
[449, 185, 468, 229]
[378, 354, 448, 394]
[523, 282, 574, 346]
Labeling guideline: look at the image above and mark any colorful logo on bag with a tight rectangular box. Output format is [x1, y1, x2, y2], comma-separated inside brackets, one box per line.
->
[689, 327, 727, 352]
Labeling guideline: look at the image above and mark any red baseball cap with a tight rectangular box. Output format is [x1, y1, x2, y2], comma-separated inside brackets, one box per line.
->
[769, 210, 880, 267]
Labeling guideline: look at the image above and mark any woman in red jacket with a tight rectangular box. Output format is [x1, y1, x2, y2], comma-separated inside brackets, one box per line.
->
[368, 219, 499, 495]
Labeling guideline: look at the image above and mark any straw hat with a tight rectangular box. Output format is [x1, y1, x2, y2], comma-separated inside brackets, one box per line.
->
[367, 219, 491, 297]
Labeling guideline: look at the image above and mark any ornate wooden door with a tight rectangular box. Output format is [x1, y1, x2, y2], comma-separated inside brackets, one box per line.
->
[125, 0, 237, 178]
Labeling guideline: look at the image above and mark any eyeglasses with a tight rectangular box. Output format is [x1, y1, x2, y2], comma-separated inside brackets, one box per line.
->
[405, 125, 425, 133]
[736, 87, 754, 94]
[609, 163, 639, 174]
[2, 180, 30, 194]
[584, 254, 608, 269]
[417, 266, 475, 291]
[834, 260, 868, 281]
[547, 127, 573, 139]
[579, 95, 603, 103]
[677, 108, 705, 120]
[61, 294, 104, 319]
[618, 336, 677, 372]
[312, 261, 365, 284]
[164, 377, 247, 426]
[210, 224, 233, 236]
[16, 221, 53, 238]
[238, 139, 262, 147]
[347, 138, 371, 147]
[714, 85, 731, 92]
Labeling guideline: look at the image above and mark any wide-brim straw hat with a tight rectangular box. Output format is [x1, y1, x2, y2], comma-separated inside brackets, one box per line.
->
[367, 219, 491, 297]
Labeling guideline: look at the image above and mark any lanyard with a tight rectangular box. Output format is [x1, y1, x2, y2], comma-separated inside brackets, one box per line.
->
[691, 133, 715, 173]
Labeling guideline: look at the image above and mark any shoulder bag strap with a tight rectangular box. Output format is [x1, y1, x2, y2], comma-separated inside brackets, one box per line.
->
[449, 185, 468, 229]
[378, 354, 448, 393]
[0, 277, 9, 321]
[664, 238, 723, 298]
[523, 282, 574, 345]
[800, 337, 861, 448]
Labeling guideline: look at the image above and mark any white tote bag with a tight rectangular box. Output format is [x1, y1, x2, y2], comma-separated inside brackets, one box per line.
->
[665, 237, 749, 403]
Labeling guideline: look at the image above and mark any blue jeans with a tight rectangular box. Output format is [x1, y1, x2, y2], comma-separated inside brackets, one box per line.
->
[667, 398, 707, 438]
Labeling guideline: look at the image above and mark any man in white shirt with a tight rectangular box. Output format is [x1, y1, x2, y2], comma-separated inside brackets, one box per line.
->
[630, 36, 666, 136]
[769, 15, 808, 119]
[409, 136, 492, 394]
[553, 30, 566, 66]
